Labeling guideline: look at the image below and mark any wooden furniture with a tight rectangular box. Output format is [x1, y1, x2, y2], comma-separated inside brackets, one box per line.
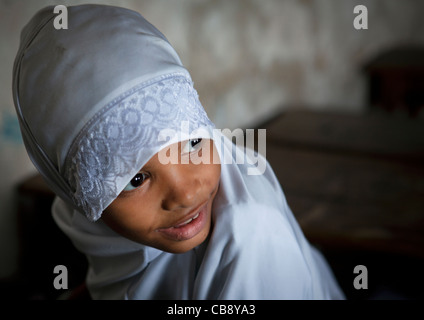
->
[364, 46, 424, 117]
[16, 174, 87, 300]
[262, 110, 424, 299]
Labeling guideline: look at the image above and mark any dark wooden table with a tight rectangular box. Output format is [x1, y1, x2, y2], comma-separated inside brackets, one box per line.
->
[262, 110, 424, 299]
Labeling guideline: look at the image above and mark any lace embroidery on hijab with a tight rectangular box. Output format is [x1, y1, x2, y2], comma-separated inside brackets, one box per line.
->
[64, 74, 214, 221]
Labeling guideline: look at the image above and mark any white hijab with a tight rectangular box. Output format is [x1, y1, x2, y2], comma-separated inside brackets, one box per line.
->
[14, 4, 344, 299]
[13, 4, 213, 221]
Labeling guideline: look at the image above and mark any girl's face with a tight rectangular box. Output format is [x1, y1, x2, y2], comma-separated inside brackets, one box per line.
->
[102, 139, 221, 253]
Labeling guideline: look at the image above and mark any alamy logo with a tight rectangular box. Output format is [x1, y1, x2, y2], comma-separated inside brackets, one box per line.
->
[53, 5, 68, 30]
[53, 265, 68, 290]
[353, 5, 368, 30]
[157, 122, 267, 176]
[353, 265, 368, 290]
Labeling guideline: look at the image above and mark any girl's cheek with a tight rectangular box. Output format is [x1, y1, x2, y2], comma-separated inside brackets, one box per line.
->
[206, 164, 221, 191]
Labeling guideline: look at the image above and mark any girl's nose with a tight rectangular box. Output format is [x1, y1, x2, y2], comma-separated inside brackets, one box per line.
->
[160, 163, 201, 211]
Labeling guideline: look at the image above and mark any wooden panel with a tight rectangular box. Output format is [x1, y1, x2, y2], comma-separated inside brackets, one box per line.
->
[263, 110, 424, 259]
[267, 147, 424, 258]
[265, 110, 424, 162]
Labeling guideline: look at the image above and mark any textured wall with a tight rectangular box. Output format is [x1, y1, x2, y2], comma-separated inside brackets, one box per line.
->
[1, 0, 423, 278]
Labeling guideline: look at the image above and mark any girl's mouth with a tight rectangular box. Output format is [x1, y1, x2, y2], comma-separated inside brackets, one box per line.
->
[156, 203, 208, 241]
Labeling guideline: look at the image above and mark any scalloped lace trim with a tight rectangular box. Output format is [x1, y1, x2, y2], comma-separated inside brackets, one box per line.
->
[64, 74, 214, 221]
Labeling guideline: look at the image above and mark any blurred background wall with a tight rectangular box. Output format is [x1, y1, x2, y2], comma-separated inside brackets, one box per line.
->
[1, 0, 423, 281]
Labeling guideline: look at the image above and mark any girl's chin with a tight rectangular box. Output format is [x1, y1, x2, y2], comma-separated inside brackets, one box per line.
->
[159, 225, 211, 254]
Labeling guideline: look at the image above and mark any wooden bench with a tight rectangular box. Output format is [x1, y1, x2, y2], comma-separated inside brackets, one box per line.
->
[262, 110, 424, 299]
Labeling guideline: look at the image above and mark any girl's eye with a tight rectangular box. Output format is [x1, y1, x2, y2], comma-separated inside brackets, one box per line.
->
[182, 138, 203, 153]
[123, 172, 149, 191]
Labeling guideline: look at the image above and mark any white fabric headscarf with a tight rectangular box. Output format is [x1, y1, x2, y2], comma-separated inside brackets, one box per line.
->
[14, 4, 344, 299]
[13, 4, 213, 221]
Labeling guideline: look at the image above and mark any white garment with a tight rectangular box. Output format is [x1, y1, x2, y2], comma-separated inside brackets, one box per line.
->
[53, 134, 344, 300]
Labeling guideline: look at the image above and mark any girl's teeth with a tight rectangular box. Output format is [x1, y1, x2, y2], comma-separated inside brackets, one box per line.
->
[175, 213, 200, 228]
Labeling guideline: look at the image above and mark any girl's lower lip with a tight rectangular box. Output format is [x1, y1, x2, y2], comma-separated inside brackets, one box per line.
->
[157, 204, 208, 241]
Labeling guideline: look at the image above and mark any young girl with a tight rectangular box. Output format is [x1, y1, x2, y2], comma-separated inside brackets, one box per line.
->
[13, 4, 344, 299]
